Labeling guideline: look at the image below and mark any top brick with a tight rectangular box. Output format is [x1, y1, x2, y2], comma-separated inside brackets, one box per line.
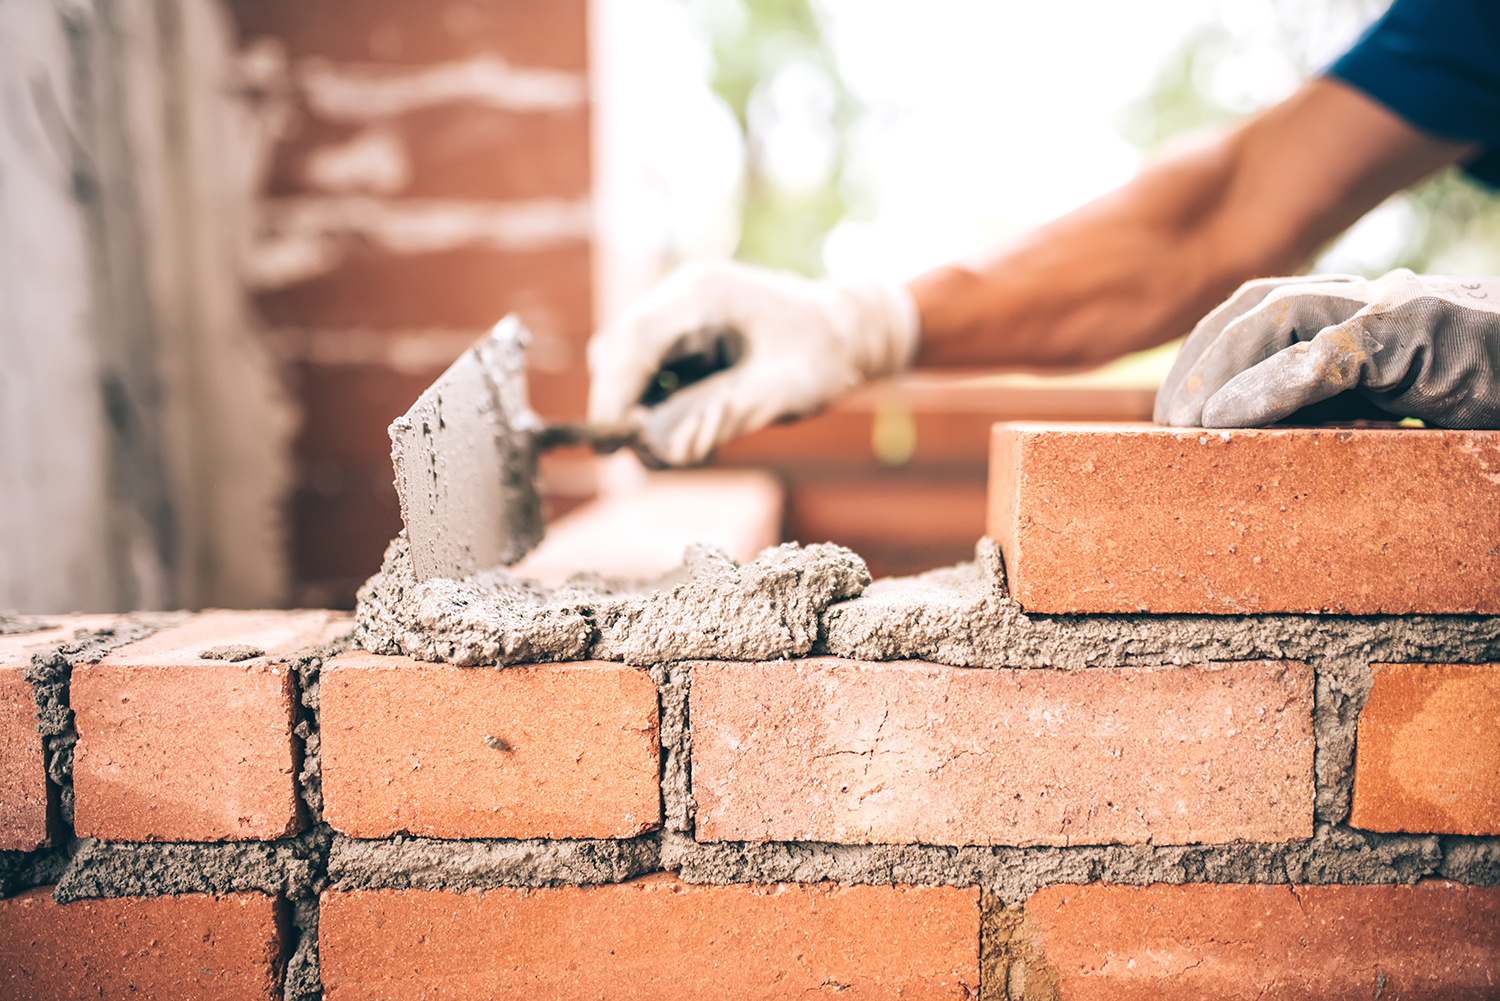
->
[72, 610, 350, 842]
[989, 422, 1500, 614]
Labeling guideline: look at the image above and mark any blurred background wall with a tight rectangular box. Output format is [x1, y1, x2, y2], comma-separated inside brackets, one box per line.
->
[4, 0, 1498, 612]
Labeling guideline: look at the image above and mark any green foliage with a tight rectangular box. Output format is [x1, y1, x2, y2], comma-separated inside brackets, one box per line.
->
[1116, 1, 1500, 277]
[699, 0, 858, 275]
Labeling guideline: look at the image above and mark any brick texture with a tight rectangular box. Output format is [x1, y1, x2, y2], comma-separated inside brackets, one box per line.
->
[1014, 882, 1500, 1000]
[0, 889, 288, 1001]
[319, 877, 978, 1000]
[320, 653, 659, 839]
[988, 423, 1500, 614]
[228, 0, 588, 69]
[72, 610, 349, 842]
[0, 616, 124, 851]
[0, 669, 47, 852]
[692, 658, 1313, 846]
[1350, 663, 1500, 835]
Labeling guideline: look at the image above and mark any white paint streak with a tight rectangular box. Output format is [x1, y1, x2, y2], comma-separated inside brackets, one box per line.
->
[248, 197, 592, 288]
[299, 56, 586, 120]
[305, 128, 411, 194]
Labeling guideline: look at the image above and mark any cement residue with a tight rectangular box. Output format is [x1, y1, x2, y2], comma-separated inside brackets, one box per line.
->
[822, 539, 1500, 823]
[593, 544, 869, 664]
[0, 612, 58, 635]
[355, 532, 597, 666]
[51, 827, 331, 903]
[355, 532, 869, 666]
[326, 834, 661, 890]
[659, 824, 1464, 904]
[0, 841, 76, 897]
[283, 898, 321, 1001]
[823, 540, 1500, 672]
[649, 662, 695, 832]
[23, 613, 186, 825]
[1440, 837, 1500, 884]
[286, 633, 354, 822]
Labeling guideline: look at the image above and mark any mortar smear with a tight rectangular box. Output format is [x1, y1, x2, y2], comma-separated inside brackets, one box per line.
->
[355, 532, 869, 666]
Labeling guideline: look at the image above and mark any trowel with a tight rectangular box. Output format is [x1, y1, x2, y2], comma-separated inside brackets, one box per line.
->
[389, 315, 737, 581]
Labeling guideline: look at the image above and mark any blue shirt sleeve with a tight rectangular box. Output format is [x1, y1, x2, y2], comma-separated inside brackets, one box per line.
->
[1327, 0, 1500, 187]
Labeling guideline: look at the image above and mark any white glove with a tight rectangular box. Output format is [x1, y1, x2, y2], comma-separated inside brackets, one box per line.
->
[1155, 268, 1500, 428]
[587, 261, 921, 466]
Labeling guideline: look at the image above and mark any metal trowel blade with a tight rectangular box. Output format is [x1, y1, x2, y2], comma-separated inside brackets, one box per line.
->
[389, 316, 547, 581]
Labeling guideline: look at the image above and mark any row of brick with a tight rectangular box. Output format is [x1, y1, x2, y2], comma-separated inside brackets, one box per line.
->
[991, 423, 1500, 614]
[4, 880, 1499, 999]
[4, 612, 1498, 849]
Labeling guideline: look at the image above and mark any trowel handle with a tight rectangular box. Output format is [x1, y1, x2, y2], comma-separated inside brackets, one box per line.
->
[638, 327, 745, 406]
[533, 422, 640, 455]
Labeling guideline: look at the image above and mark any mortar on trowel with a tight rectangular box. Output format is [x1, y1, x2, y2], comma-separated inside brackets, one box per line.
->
[389, 315, 737, 581]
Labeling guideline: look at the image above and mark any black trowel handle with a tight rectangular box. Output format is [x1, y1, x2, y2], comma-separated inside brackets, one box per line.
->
[533, 422, 640, 455]
[638, 327, 745, 407]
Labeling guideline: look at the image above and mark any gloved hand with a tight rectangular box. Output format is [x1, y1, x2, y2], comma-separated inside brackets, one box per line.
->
[587, 261, 920, 466]
[1154, 268, 1500, 429]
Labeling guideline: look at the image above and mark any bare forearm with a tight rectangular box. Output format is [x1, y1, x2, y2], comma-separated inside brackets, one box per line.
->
[908, 78, 1473, 369]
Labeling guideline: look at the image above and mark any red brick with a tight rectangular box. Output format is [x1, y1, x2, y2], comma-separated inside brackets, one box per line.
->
[1017, 882, 1500, 1000]
[0, 670, 48, 852]
[251, 241, 591, 333]
[512, 470, 782, 586]
[692, 658, 1312, 846]
[786, 478, 987, 579]
[72, 610, 350, 842]
[319, 877, 977, 1000]
[989, 422, 1500, 614]
[227, 0, 588, 69]
[269, 106, 590, 201]
[0, 616, 125, 851]
[0, 889, 287, 1001]
[320, 653, 659, 839]
[1350, 663, 1500, 835]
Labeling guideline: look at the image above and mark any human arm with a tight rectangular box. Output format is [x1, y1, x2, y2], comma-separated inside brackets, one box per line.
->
[587, 77, 1473, 464]
[907, 76, 1474, 370]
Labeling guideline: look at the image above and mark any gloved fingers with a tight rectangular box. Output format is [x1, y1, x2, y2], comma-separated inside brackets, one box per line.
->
[1199, 319, 1372, 427]
[1154, 275, 1360, 423]
[587, 262, 771, 423]
[1156, 279, 1370, 426]
[634, 354, 843, 466]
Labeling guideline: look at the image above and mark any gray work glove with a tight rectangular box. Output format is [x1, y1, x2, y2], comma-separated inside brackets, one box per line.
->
[1154, 268, 1500, 428]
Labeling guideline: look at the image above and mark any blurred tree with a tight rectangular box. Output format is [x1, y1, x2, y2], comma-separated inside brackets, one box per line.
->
[1116, 0, 1500, 276]
[698, 0, 859, 275]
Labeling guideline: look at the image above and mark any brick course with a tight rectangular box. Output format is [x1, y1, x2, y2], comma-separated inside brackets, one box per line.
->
[1350, 663, 1500, 836]
[0, 889, 288, 1001]
[319, 877, 978, 1000]
[1015, 882, 1500, 1000]
[692, 658, 1313, 846]
[320, 653, 660, 839]
[0, 616, 127, 850]
[988, 422, 1500, 614]
[71, 610, 348, 842]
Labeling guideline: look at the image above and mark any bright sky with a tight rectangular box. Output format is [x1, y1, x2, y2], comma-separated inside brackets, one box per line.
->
[593, 0, 1386, 322]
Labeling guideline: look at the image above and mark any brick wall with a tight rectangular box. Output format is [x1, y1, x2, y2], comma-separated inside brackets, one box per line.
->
[4, 422, 1499, 998]
[224, 0, 595, 607]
